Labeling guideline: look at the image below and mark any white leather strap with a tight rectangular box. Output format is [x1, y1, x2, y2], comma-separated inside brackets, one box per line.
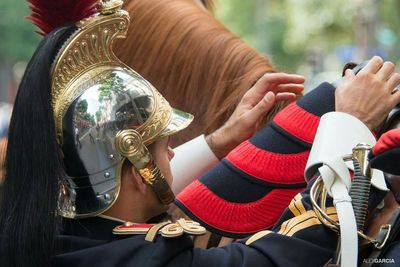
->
[171, 135, 219, 194]
[319, 157, 351, 196]
[305, 112, 387, 191]
[319, 160, 357, 267]
[305, 112, 382, 267]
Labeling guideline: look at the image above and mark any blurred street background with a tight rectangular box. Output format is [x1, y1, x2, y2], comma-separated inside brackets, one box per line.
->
[1, 0, 400, 103]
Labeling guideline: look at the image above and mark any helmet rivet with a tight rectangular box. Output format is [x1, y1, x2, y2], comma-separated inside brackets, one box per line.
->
[104, 193, 111, 200]
[104, 172, 110, 178]
[109, 154, 115, 160]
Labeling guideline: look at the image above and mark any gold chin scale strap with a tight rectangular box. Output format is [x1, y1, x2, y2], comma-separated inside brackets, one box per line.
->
[115, 129, 175, 205]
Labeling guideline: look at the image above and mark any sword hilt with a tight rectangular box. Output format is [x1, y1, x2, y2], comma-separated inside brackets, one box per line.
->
[349, 143, 373, 232]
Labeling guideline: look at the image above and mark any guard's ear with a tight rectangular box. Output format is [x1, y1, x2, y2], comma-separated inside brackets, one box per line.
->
[370, 128, 400, 175]
[130, 165, 148, 195]
[121, 160, 148, 195]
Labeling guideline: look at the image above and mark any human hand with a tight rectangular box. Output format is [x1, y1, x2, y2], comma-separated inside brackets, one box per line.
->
[335, 56, 400, 131]
[205, 73, 305, 159]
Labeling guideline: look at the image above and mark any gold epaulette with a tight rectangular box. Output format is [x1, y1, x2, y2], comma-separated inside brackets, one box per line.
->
[113, 218, 207, 242]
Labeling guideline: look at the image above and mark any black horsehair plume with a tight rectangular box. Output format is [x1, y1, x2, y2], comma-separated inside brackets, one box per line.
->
[0, 1, 98, 267]
[0, 26, 77, 267]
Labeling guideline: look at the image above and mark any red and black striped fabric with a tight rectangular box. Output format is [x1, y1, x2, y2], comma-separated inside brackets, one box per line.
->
[176, 82, 337, 238]
[370, 128, 400, 175]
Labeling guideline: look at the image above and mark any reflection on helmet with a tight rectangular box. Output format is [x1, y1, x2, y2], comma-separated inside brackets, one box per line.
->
[55, 4, 193, 218]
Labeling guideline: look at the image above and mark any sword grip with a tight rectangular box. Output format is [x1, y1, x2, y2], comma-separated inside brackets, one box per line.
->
[349, 158, 371, 232]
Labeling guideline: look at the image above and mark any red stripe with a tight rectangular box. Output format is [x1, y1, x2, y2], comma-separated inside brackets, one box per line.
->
[226, 140, 309, 184]
[177, 180, 303, 234]
[373, 129, 400, 156]
[118, 224, 154, 229]
[273, 102, 320, 144]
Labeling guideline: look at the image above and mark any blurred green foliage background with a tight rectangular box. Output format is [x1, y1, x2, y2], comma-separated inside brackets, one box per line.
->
[0, 0, 40, 62]
[216, 0, 400, 73]
[1, 0, 400, 100]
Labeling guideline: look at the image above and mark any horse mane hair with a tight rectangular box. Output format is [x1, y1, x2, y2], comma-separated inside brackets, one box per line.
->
[200, 0, 215, 11]
[117, 0, 286, 145]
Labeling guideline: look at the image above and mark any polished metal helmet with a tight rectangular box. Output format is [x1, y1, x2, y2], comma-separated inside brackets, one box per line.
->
[53, 1, 193, 218]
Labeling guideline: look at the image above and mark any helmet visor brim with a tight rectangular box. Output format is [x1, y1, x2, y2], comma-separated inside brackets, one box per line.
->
[158, 108, 194, 140]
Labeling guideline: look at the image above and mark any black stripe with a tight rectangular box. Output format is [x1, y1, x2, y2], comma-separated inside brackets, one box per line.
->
[297, 82, 336, 117]
[221, 159, 307, 189]
[199, 159, 306, 203]
[370, 148, 400, 176]
[249, 83, 336, 153]
[269, 123, 312, 149]
[250, 123, 311, 153]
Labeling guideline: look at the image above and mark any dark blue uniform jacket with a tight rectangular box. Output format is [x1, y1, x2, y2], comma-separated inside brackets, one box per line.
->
[54, 187, 338, 267]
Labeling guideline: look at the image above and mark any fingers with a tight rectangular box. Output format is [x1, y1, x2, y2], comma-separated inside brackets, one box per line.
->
[357, 56, 395, 81]
[253, 73, 305, 92]
[274, 83, 304, 94]
[246, 92, 276, 121]
[344, 68, 355, 78]
[387, 73, 400, 92]
[377, 61, 395, 80]
[360, 56, 384, 74]
[391, 90, 400, 106]
[258, 73, 305, 84]
[275, 92, 297, 102]
[339, 69, 356, 86]
[246, 92, 296, 124]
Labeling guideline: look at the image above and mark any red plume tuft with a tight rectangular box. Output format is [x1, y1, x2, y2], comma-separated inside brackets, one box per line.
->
[27, 0, 99, 36]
